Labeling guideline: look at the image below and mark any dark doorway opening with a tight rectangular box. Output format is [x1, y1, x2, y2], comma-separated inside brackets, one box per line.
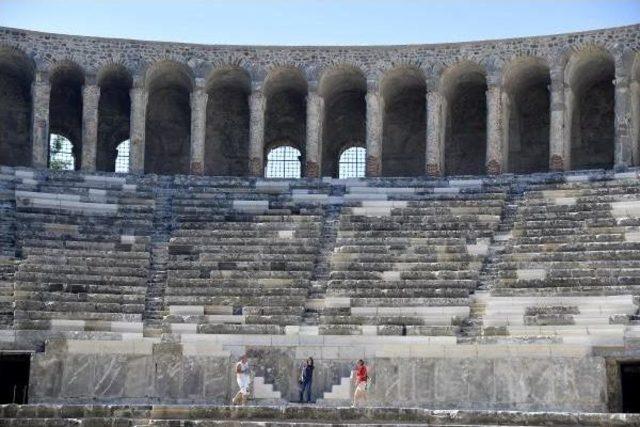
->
[621, 362, 640, 413]
[0, 353, 30, 403]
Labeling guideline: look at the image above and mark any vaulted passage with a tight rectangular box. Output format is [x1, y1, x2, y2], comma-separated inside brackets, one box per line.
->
[145, 61, 192, 175]
[263, 67, 307, 175]
[0, 353, 30, 404]
[504, 59, 550, 173]
[443, 64, 487, 175]
[205, 67, 250, 176]
[0, 49, 33, 167]
[320, 66, 366, 178]
[96, 65, 131, 172]
[381, 67, 426, 176]
[49, 62, 84, 170]
[568, 49, 615, 170]
[621, 363, 640, 413]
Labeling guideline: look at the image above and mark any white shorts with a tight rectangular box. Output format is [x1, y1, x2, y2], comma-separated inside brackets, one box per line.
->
[237, 375, 250, 394]
[356, 381, 367, 392]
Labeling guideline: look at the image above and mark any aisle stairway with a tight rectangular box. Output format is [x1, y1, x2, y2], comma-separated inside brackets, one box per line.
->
[163, 179, 329, 336]
[321, 181, 507, 336]
[483, 174, 640, 346]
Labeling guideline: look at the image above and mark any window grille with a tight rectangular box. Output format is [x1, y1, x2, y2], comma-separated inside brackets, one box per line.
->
[338, 146, 366, 178]
[265, 145, 301, 178]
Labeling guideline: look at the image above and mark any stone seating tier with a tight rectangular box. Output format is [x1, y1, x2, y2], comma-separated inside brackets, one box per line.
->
[0, 168, 639, 344]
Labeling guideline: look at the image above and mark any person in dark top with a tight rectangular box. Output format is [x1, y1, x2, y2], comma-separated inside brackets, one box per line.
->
[298, 357, 314, 403]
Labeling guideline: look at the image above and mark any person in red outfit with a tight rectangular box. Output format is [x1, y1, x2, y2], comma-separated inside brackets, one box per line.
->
[351, 359, 369, 407]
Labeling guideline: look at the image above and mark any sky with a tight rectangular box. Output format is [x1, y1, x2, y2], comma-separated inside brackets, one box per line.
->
[0, 0, 639, 46]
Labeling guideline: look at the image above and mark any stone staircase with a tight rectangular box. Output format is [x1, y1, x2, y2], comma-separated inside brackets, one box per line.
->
[143, 180, 173, 337]
[482, 174, 640, 345]
[162, 179, 329, 337]
[321, 180, 506, 337]
[252, 376, 282, 400]
[9, 172, 154, 347]
[1, 404, 638, 426]
[320, 375, 351, 403]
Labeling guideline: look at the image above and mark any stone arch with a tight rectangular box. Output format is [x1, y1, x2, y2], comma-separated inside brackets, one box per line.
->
[204, 66, 251, 176]
[380, 66, 426, 176]
[0, 46, 34, 167]
[319, 65, 367, 178]
[440, 61, 487, 176]
[262, 66, 307, 174]
[502, 56, 551, 173]
[49, 60, 85, 170]
[144, 60, 194, 174]
[96, 63, 132, 172]
[565, 46, 615, 170]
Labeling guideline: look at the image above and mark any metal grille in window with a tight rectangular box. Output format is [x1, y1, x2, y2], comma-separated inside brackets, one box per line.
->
[339, 146, 366, 178]
[265, 146, 301, 178]
[115, 140, 130, 173]
[48, 134, 75, 171]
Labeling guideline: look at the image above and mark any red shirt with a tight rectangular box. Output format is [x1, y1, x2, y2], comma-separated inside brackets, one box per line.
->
[355, 365, 368, 382]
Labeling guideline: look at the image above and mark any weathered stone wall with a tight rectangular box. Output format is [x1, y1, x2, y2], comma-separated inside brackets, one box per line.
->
[0, 24, 638, 176]
[29, 338, 608, 412]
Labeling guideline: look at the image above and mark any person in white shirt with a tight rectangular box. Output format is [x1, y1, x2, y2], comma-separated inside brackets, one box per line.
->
[232, 354, 251, 405]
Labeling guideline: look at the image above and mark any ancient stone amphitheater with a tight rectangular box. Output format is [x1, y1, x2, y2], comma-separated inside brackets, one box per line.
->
[0, 23, 640, 426]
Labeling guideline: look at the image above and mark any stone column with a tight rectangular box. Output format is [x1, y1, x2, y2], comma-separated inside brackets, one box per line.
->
[365, 84, 382, 177]
[485, 82, 504, 175]
[631, 80, 640, 166]
[305, 87, 323, 178]
[614, 75, 633, 168]
[190, 79, 208, 175]
[81, 83, 100, 172]
[129, 83, 148, 174]
[549, 67, 567, 171]
[425, 89, 446, 176]
[248, 88, 266, 177]
[31, 73, 51, 169]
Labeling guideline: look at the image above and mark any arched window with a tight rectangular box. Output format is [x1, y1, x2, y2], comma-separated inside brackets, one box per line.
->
[48, 133, 75, 171]
[265, 146, 301, 178]
[115, 139, 130, 173]
[338, 146, 366, 178]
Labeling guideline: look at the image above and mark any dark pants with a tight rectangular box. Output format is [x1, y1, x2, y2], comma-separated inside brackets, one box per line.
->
[299, 380, 312, 403]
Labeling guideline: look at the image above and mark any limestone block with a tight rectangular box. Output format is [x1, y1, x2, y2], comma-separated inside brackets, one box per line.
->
[381, 270, 401, 281]
[625, 231, 640, 242]
[467, 239, 490, 256]
[278, 230, 295, 239]
[611, 200, 640, 218]
[324, 297, 351, 308]
[120, 235, 136, 244]
[516, 269, 547, 280]
[614, 171, 638, 179]
[171, 323, 198, 334]
[83, 175, 125, 184]
[554, 197, 577, 205]
[448, 179, 483, 187]
[434, 187, 460, 193]
[170, 305, 205, 315]
[232, 200, 269, 213]
[566, 174, 590, 182]
[255, 180, 290, 192]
